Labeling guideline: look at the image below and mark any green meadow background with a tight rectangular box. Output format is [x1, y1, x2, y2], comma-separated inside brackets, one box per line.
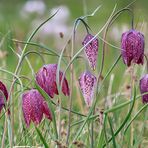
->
[0, 0, 148, 147]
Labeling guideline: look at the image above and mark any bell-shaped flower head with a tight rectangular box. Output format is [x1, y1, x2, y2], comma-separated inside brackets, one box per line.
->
[0, 81, 8, 113]
[79, 71, 97, 107]
[36, 64, 70, 98]
[22, 89, 52, 127]
[121, 29, 144, 66]
[82, 34, 99, 70]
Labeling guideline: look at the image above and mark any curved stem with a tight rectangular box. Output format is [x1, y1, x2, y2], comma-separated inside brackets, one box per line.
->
[144, 54, 148, 72]
[75, 18, 91, 34]
[12, 39, 66, 63]
[23, 51, 45, 64]
[66, 41, 74, 146]
[97, 7, 134, 89]
[109, 8, 134, 29]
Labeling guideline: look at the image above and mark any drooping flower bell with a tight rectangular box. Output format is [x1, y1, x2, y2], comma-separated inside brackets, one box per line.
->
[79, 71, 97, 107]
[140, 74, 148, 103]
[0, 81, 8, 113]
[22, 89, 52, 127]
[121, 29, 144, 67]
[82, 34, 99, 70]
[36, 64, 70, 98]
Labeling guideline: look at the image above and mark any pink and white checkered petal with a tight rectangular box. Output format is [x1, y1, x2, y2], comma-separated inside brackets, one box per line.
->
[36, 64, 70, 98]
[31, 90, 44, 125]
[22, 93, 32, 127]
[22, 89, 52, 127]
[59, 71, 70, 96]
[79, 71, 97, 107]
[121, 29, 144, 67]
[0, 81, 8, 113]
[82, 34, 99, 70]
[140, 74, 148, 103]
[42, 101, 52, 120]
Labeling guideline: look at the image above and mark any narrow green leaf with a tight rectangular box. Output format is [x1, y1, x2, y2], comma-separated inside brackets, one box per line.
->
[35, 126, 48, 148]
[108, 116, 116, 148]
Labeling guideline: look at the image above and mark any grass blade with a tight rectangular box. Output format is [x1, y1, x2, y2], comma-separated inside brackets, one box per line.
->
[35, 126, 48, 148]
[108, 116, 117, 148]
[7, 116, 12, 147]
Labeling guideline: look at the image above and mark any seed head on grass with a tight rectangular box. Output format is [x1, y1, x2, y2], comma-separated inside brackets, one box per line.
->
[121, 29, 144, 66]
[36, 64, 70, 98]
[22, 89, 52, 127]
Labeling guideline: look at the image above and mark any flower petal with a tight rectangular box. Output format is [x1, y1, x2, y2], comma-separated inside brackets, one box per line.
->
[82, 34, 99, 70]
[140, 74, 148, 103]
[79, 71, 97, 107]
[121, 29, 144, 66]
[22, 89, 52, 127]
[36, 64, 70, 98]
[0, 81, 8, 113]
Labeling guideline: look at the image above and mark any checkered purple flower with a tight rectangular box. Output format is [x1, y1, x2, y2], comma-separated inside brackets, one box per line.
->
[79, 71, 97, 107]
[36, 64, 70, 98]
[0, 81, 8, 113]
[140, 74, 148, 103]
[82, 34, 99, 70]
[22, 89, 52, 127]
[121, 29, 144, 66]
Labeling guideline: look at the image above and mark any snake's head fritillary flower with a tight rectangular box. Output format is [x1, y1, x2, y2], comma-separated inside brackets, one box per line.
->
[140, 74, 148, 103]
[36, 64, 70, 98]
[22, 89, 52, 127]
[82, 34, 99, 70]
[0, 81, 8, 113]
[121, 29, 144, 67]
[79, 71, 97, 107]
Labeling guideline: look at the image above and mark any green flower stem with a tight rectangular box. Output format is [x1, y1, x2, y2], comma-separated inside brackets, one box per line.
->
[108, 116, 117, 148]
